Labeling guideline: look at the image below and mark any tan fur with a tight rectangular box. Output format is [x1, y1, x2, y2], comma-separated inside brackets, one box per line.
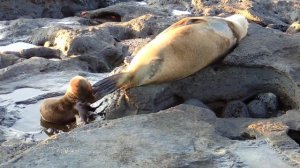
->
[40, 76, 95, 124]
[117, 15, 248, 88]
[93, 15, 248, 99]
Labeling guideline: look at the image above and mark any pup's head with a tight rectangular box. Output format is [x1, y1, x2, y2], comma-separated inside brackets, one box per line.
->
[225, 14, 249, 41]
[66, 76, 95, 103]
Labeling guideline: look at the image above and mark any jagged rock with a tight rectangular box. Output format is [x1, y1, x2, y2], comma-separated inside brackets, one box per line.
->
[0, 0, 143, 21]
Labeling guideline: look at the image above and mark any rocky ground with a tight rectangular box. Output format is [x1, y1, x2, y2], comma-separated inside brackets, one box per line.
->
[0, 0, 300, 167]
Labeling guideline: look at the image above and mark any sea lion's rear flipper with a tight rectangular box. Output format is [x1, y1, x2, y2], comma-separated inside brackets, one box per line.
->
[92, 73, 125, 100]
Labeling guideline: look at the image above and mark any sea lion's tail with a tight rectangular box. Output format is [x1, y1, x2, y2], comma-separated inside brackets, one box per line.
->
[92, 73, 130, 100]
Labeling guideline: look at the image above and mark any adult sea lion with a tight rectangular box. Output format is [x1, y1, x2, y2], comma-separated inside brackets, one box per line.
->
[40, 76, 95, 125]
[93, 14, 249, 99]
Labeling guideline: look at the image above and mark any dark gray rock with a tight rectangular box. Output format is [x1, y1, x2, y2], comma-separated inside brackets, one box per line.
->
[0, 57, 89, 81]
[192, 0, 299, 31]
[223, 100, 249, 118]
[0, 139, 37, 164]
[247, 100, 269, 118]
[256, 93, 278, 112]
[0, 0, 142, 21]
[183, 99, 211, 109]
[20, 47, 61, 59]
[0, 106, 20, 128]
[83, 2, 167, 22]
[0, 53, 20, 69]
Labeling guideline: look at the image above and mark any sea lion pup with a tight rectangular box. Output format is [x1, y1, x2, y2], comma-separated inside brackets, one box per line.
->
[93, 14, 249, 99]
[40, 76, 95, 125]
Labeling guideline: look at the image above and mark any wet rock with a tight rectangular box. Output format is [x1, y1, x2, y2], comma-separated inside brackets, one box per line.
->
[247, 100, 269, 118]
[223, 100, 249, 118]
[0, 107, 20, 128]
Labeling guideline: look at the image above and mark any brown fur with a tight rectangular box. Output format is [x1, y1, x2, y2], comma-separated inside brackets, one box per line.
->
[40, 76, 95, 124]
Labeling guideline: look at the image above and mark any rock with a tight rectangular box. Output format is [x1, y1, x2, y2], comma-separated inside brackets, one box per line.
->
[183, 99, 211, 109]
[247, 100, 269, 118]
[290, 9, 300, 22]
[0, 106, 20, 128]
[120, 38, 151, 55]
[0, 53, 20, 69]
[83, 2, 167, 22]
[256, 93, 278, 112]
[223, 100, 249, 118]
[192, 0, 299, 31]
[287, 21, 300, 34]
[20, 47, 62, 59]
[0, 138, 37, 164]
[0, 129, 4, 143]
[147, 0, 192, 14]
[2, 105, 299, 167]
[0, 0, 140, 21]
[0, 57, 89, 81]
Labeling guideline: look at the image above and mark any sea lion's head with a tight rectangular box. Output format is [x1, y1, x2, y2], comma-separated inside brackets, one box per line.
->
[66, 76, 95, 103]
[225, 14, 249, 41]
